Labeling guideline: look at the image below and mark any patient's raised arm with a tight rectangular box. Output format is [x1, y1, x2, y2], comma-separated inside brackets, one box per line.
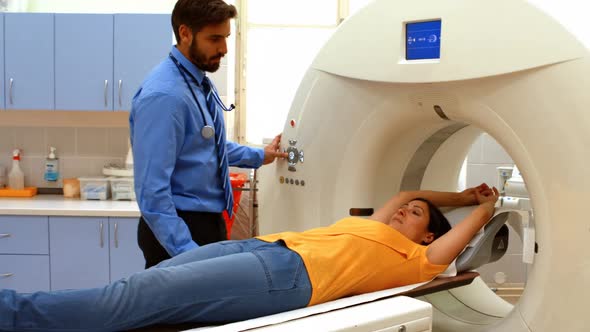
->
[426, 187, 499, 266]
[368, 183, 490, 223]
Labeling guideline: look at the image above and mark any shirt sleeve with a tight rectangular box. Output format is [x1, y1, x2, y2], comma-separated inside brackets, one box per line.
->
[419, 246, 450, 279]
[226, 141, 265, 168]
[130, 92, 198, 257]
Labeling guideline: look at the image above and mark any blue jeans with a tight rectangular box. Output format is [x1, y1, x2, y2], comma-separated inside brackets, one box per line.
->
[0, 239, 312, 332]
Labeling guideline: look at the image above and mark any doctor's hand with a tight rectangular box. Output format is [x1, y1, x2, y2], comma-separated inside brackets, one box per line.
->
[262, 134, 288, 165]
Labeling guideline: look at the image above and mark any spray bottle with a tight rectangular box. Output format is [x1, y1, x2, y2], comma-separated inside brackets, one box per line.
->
[44, 146, 60, 182]
[8, 149, 24, 190]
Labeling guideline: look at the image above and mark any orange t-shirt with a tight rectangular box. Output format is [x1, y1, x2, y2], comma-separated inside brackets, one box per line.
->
[257, 217, 448, 306]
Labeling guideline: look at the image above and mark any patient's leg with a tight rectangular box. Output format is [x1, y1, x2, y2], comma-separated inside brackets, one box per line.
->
[0, 241, 311, 332]
[155, 238, 259, 268]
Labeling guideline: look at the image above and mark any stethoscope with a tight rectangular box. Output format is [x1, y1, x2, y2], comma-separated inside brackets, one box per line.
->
[169, 53, 235, 139]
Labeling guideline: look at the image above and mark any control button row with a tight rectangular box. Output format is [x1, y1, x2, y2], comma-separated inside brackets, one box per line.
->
[279, 176, 305, 186]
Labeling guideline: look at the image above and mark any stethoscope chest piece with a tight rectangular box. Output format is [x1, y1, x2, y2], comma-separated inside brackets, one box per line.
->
[169, 53, 232, 141]
[201, 125, 215, 139]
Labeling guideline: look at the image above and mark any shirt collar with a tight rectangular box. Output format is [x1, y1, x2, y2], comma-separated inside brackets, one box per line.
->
[170, 45, 207, 86]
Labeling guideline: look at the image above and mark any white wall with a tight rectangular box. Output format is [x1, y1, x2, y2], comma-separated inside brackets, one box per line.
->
[27, 0, 176, 13]
[466, 134, 526, 288]
[0, 0, 27, 12]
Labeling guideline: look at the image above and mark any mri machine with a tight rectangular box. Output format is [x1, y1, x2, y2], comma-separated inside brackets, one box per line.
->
[252, 0, 590, 331]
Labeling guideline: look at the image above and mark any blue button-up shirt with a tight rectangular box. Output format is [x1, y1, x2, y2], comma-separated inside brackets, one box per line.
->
[129, 46, 264, 256]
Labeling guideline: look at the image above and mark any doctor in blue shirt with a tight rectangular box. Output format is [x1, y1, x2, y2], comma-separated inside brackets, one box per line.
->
[130, 0, 286, 268]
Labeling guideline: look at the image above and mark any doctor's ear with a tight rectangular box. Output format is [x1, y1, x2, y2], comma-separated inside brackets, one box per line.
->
[178, 25, 194, 45]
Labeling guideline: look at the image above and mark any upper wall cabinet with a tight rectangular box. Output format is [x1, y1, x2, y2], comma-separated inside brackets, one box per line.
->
[55, 14, 114, 111]
[54, 13, 171, 112]
[114, 14, 172, 111]
[4, 13, 55, 110]
[1, 13, 171, 112]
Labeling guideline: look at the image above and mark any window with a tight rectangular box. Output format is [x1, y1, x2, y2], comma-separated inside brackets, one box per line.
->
[248, 0, 338, 26]
[240, 0, 373, 144]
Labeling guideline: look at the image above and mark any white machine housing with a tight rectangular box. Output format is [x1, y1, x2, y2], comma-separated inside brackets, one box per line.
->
[258, 0, 590, 331]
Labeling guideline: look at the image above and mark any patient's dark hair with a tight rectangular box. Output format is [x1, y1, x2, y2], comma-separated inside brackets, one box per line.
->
[172, 0, 238, 43]
[414, 198, 452, 244]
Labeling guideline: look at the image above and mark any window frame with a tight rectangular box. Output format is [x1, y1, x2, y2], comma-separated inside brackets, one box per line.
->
[233, 0, 351, 145]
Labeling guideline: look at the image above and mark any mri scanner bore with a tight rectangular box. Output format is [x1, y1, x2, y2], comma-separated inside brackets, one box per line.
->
[258, 0, 590, 331]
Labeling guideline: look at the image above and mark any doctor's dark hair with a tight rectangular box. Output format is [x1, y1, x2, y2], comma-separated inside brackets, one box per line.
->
[414, 198, 452, 244]
[172, 0, 238, 43]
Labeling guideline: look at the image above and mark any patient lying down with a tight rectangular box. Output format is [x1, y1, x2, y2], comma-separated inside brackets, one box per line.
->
[0, 184, 498, 332]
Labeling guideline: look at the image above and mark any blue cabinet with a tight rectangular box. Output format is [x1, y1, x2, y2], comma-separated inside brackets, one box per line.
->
[109, 217, 144, 281]
[49, 216, 144, 291]
[0, 216, 50, 292]
[0, 256, 50, 293]
[4, 13, 54, 110]
[1, 13, 171, 111]
[0, 216, 49, 254]
[55, 14, 114, 111]
[114, 14, 171, 111]
[49, 216, 110, 290]
[0, 215, 143, 292]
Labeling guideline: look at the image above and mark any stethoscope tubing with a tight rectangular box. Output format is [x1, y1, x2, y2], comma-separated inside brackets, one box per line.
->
[169, 53, 234, 139]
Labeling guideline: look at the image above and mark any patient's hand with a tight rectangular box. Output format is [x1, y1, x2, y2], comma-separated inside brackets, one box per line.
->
[476, 186, 498, 204]
[459, 183, 491, 205]
[475, 186, 499, 216]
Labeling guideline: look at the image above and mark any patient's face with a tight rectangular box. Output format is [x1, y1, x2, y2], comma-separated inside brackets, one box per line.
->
[388, 200, 433, 244]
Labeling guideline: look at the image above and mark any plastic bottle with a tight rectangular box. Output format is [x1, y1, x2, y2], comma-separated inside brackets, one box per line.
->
[44, 146, 60, 182]
[8, 149, 25, 190]
[125, 138, 134, 170]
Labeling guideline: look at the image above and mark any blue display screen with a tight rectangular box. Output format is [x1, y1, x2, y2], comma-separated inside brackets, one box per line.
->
[406, 20, 441, 60]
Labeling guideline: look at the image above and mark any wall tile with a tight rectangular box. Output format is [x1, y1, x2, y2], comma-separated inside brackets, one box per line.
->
[0, 126, 134, 188]
[76, 128, 109, 157]
[14, 127, 46, 157]
[0, 127, 16, 156]
[46, 127, 76, 157]
[89, 157, 124, 176]
[107, 127, 130, 158]
[0, 155, 10, 184]
[60, 157, 92, 179]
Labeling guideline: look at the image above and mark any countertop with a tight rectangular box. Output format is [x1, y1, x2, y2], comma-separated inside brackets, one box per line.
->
[0, 195, 140, 217]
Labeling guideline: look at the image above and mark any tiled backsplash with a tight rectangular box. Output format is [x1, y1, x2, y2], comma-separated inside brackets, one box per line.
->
[0, 126, 129, 188]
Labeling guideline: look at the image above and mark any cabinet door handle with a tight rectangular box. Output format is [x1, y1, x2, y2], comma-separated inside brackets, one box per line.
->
[104, 80, 109, 108]
[9, 78, 14, 105]
[118, 80, 123, 108]
[0, 233, 11, 239]
[114, 222, 119, 248]
[0, 273, 14, 278]
[99, 221, 104, 248]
